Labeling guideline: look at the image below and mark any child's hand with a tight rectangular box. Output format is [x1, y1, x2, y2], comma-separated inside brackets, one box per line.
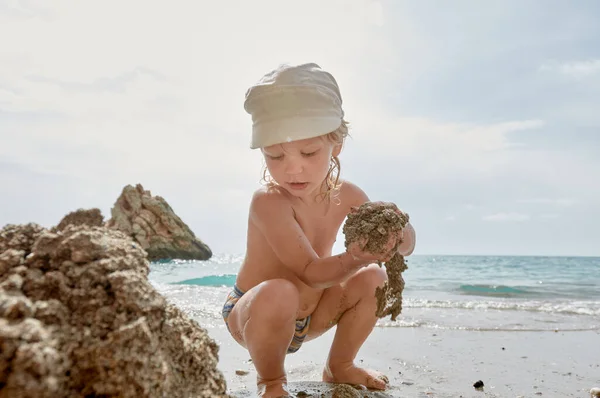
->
[383, 202, 409, 245]
[347, 233, 398, 263]
[345, 201, 410, 262]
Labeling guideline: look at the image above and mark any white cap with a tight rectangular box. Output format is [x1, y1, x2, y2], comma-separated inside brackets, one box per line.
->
[244, 63, 344, 149]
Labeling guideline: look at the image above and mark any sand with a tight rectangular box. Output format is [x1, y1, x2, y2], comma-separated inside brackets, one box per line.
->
[212, 325, 600, 397]
[343, 202, 410, 321]
[373, 253, 407, 321]
[229, 380, 392, 397]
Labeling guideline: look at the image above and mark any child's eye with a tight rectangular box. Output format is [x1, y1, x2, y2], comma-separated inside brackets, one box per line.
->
[302, 150, 318, 157]
[266, 154, 283, 160]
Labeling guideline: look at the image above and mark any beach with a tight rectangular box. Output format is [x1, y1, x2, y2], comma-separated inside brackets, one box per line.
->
[149, 254, 600, 397]
[208, 322, 599, 397]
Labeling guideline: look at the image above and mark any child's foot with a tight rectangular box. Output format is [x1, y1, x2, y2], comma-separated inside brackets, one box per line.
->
[257, 376, 291, 397]
[323, 361, 389, 390]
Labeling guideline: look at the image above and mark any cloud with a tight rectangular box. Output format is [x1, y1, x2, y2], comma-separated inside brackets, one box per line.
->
[539, 59, 600, 78]
[540, 214, 560, 220]
[344, 112, 545, 181]
[1, 1, 600, 255]
[4, 1, 556, 194]
[366, 1, 384, 27]
[0, 0, 387, 173]
[517, 198, 578, 207]
[482, 213, 530, 222]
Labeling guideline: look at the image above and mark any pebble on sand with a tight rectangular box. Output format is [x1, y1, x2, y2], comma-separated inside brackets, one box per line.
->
[473, 380, 484, 389]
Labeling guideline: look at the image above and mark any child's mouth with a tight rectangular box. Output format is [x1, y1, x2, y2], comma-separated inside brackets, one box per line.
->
[288, 182, 308, 190]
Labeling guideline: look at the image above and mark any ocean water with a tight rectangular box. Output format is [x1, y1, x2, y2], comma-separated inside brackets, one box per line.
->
[148, 255, 600, 332]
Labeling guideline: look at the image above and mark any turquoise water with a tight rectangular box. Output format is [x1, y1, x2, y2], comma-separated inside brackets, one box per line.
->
[148, 254, 600, 332]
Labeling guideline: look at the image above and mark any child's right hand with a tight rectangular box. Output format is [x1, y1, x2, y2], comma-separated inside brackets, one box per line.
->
[347, 233, 398, 263]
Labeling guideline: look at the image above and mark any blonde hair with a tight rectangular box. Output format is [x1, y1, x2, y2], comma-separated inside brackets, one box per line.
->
[260, 119, 350, 203]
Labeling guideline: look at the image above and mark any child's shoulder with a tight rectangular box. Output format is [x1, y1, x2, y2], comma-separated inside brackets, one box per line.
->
[248, 181, 369, 213]
[250, 185, 291, 212]
[339, 179, 369, 207]
[251, 184, 288, 200]
[248, 185, 302, 228]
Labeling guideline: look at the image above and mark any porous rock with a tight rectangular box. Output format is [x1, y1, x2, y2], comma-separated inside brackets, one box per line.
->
[52, 208, 104, 232]
[0, 223, 228, 398]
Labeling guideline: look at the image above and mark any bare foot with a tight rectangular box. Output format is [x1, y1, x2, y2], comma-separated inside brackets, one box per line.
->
[257, 376, 291, 397]
[323, 361, 389, 390]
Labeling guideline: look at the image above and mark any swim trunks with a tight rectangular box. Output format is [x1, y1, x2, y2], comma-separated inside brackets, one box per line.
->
[222, 284, 311, 354]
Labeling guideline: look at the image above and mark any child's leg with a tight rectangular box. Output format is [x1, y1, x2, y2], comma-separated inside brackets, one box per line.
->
[226, 278, 300, 397]
[306, 264, 388, 390]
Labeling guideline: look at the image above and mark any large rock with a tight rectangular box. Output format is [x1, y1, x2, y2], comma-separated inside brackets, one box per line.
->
[53, 208, 104, 232]
[0, 223, 228, 398]
[106, 184, 212, 261]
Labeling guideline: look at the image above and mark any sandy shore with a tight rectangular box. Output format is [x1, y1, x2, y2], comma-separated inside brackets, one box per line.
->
[205, 325, 600, 397]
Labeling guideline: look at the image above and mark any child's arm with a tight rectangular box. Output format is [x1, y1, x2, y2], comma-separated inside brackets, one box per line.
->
[250, 190, 374, 289]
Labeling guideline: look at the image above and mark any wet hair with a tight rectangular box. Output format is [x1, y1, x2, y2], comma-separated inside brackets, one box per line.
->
[260, 119, 350, 203]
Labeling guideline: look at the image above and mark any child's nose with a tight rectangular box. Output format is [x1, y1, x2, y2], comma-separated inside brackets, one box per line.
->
[284, 158, 303, 175]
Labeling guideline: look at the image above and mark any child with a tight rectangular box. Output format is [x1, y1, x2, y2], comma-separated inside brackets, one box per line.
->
[222, 63, 416, 397]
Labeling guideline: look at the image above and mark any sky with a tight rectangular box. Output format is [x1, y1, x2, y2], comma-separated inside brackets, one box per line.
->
[1, 0, 599, 256]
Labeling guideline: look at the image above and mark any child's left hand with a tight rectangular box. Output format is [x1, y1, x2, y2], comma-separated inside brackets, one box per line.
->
[346, 201, 414, 260]
[347, 233, 398, 263]
[373, 201, 413, 257]
[385, 202, 410, 243]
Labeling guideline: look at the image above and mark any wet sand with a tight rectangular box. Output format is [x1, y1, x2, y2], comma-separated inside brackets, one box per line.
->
[343, 201, 410, 322]
[208, 325, 600, 397]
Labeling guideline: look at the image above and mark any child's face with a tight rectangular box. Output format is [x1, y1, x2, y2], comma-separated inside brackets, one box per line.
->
[262, 136, 341, 199]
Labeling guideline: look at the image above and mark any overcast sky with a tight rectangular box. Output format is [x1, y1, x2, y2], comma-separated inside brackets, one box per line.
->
[1, 0, 599, 256]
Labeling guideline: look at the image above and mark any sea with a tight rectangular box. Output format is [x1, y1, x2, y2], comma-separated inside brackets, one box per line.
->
[148, 255, 600, 333]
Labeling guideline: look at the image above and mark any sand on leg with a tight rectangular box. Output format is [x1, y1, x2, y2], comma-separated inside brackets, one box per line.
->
[226, 279, 300, 397]
[306, 264, 389, 390]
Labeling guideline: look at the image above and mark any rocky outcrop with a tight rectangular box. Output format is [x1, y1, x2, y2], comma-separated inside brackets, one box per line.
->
[0, 223, 228, 398]
[106, 184, 212, 261]
[53, 208, 104, 232]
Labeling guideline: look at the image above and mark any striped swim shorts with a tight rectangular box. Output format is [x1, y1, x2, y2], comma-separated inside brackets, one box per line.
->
[221, 284, 311, 354]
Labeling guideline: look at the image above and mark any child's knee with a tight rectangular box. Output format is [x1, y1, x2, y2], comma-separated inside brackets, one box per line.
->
[253, 279, 300, 322]
[358, 264, 387, 291]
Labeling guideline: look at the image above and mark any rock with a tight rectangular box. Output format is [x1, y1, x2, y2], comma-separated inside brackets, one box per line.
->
[473, 380, 484, 389]
[106, 184, 212, 261]
[53, 208, 104, 232]
[235, 369, 249, 376]
[0, 223, 228, 398]
[0, 223, 45, 254]
[343, 201, 410, 321]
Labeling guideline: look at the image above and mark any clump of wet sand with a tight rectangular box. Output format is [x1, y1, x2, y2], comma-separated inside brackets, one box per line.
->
[330, 383, 362, 398]
[343, 202, 410, 321]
